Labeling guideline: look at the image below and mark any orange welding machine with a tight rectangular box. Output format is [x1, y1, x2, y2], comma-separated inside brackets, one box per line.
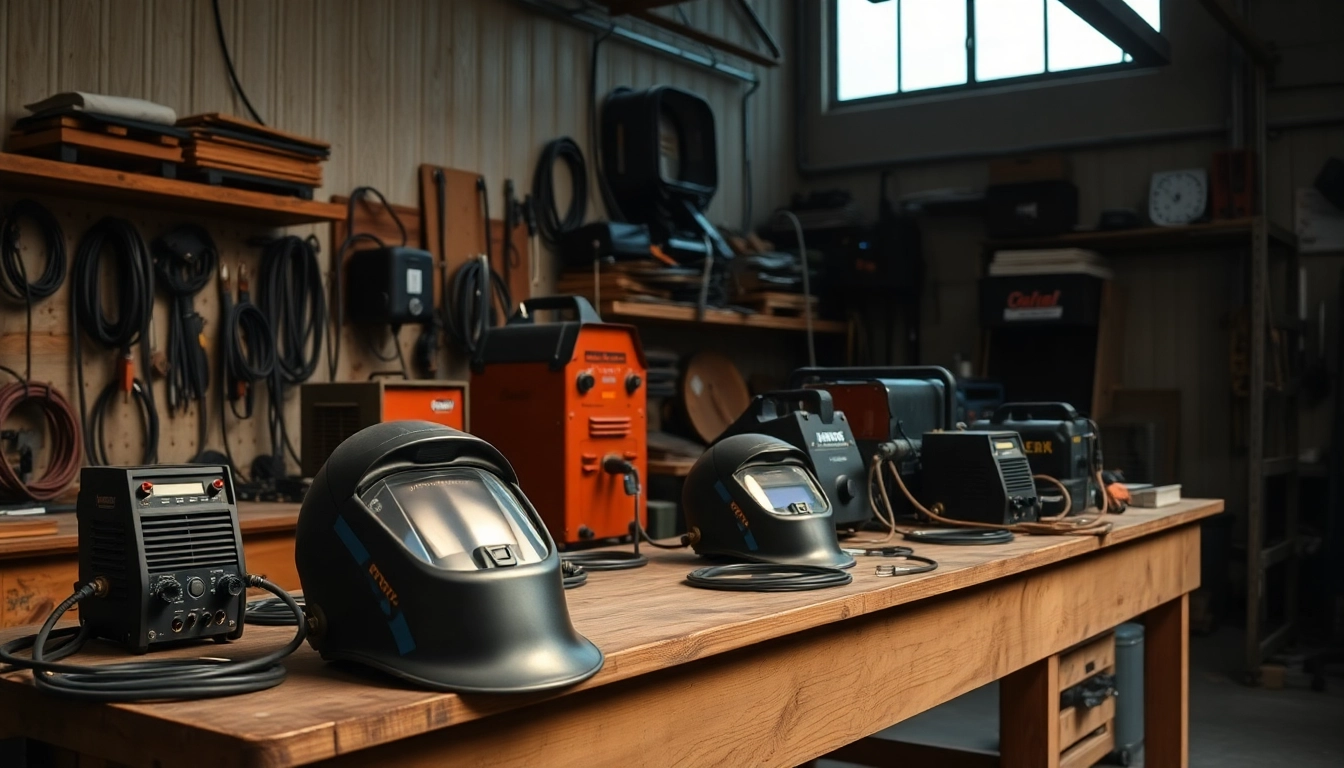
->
[299, 380, 468, 478]
[471, 296, 647, 546]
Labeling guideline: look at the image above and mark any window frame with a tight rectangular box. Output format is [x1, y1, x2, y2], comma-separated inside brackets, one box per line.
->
[829, 0, 1153, 109]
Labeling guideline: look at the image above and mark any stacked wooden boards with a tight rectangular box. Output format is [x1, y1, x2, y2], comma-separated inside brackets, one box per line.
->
[177, 113, 330, 198]
[5, 111, 186, 178]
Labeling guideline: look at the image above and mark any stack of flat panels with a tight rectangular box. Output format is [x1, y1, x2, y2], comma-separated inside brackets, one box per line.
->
[177, 113, 330, 198]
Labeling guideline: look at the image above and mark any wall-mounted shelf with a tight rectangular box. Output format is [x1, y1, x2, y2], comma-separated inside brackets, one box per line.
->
[601, 300, 848, 334]
[0, 152, 345, 226]
[985, 216, 1295, 252]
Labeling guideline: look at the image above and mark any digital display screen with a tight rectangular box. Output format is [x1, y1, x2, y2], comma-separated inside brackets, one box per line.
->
[154, 482, 205, 496]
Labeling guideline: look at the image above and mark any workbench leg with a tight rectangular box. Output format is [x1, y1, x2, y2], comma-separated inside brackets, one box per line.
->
[1000, 654, 1061, 768]
[1144, 593, 1189, 768]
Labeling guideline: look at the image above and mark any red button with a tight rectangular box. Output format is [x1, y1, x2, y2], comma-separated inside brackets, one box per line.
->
[211, 479, 225, 491]
[139, 482, 154, 496]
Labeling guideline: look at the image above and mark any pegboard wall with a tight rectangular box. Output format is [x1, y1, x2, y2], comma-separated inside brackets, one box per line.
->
[0, 192, 329, 474]
[0, 0, 804, 489]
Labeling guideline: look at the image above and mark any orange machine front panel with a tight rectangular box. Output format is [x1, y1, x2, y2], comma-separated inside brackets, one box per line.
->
[383, 385, 467, 430]
[563, 326, 647, 543]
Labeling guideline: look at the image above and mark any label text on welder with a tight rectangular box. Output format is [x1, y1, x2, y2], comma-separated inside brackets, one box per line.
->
[1023, 440, 1054, 454]
[584, 351, 627, 363]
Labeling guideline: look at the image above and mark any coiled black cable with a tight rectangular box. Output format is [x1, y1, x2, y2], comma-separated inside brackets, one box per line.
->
[446, 255, 512, 360]
[562, 560, 589, 590]
[220, 275, 275, 422]
[0, 199, 65, 304]
[218, 268, 275, 481]
[257, 236, 325, 472]
[561, 549, 648, 571]
[0, 575, 305, 702]
[532, 137, 588, 246]
[1, 200, 67, 385]
[71, 217, 158, 465]
[152, 225, 217, 457]
[685, 563, 853, 592]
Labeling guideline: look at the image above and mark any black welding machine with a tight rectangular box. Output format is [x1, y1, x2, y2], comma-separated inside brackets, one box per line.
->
[972, 401, 1098, 515]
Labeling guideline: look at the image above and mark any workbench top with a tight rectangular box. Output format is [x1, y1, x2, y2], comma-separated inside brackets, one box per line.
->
[0, 500, 1222, 767]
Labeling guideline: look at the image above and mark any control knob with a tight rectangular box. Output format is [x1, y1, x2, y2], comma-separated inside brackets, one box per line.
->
[576, 371, 596, 395]
[217, 575, 245, 598]
[156, 578, 183, 603]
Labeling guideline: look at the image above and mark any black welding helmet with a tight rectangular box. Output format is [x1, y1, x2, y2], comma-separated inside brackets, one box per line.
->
[682, 434, 855, 569]
[296, 421, 603, 693]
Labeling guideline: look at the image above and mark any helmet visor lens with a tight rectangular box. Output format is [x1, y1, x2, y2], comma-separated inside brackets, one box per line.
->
[360, 468, 549, 570]
[734, 464, 830, 516]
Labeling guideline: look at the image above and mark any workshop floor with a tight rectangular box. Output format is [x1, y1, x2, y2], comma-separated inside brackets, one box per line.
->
[821, 628, 1344, 767]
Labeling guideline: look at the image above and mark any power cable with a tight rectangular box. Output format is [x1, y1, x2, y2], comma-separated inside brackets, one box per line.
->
[152, 225, 217, 459]
[773, 209, 816, 367]
[532, 138, 589, 246]
[0, 575, 305, 702]
[218, 265, 275, 481]
[71, 218, 158, 465]
[1, 200, 66, 386]
[685, 563, 852, 592]
[257, 236, 325, 472]
[210, 0, 265, 126]
[0, 381, 81, 502]
[245, 592, 305, 626]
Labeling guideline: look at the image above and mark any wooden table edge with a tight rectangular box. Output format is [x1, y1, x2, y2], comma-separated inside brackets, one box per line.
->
[0, 500, 1222, 766]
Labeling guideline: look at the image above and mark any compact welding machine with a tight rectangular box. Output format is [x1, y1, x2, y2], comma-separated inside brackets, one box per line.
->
[299, 380, 469, 479]
[972, 401, 1099, 515]
[471, 296, 647, 546]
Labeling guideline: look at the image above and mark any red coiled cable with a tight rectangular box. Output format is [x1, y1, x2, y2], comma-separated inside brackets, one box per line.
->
[0, 381, 82, 502]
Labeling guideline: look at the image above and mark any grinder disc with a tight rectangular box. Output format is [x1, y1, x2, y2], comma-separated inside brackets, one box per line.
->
[680, 351, 750, 443]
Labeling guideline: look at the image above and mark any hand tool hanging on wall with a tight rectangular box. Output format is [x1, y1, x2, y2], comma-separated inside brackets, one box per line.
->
[71, 217, 159, 466]
[152, 225, 217, 460]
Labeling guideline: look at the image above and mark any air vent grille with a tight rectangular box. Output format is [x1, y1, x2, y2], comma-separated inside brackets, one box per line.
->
[140, 510, 239, 573]
[588, 416, 632, 439]
[313, 403, 362, 468]
[1000, 456, 1037, 496]
[89, 520, 129, 603]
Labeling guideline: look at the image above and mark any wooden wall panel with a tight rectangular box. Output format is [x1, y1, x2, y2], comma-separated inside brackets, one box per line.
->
[0, 0, 799, 476]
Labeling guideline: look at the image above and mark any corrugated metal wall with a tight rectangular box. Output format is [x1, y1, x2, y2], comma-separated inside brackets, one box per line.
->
[0, 0, 797, 469]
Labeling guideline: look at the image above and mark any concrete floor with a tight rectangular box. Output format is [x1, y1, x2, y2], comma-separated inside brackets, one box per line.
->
[822, 628, 1344, 767]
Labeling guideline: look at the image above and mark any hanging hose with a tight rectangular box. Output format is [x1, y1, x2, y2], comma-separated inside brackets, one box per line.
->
[152, 225, 217, 458]
[71, 218, 158, 465]
[0, 381, 82, 502]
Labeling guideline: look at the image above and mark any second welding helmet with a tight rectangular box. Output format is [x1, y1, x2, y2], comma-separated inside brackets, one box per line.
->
[682, 433, 855, 569]
[296, 420, 603, 693]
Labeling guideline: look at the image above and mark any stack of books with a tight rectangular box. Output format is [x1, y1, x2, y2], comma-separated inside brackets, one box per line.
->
[989, 248, 1113, 279]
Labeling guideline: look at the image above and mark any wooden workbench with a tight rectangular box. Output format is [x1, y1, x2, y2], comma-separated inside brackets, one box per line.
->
[0, 503, 300, 628]
[0, 499, 1220, 768]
